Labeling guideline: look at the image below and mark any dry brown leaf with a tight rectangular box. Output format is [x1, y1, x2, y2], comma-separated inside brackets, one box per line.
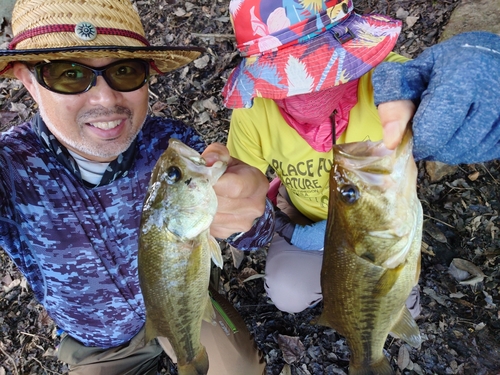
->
[279, 364, 292, 375]
[242, 273, 265, 283]
[229, 245, 245, 268]
[398, 344, 411, 370]
[202, 97, 219, 112]
[474, 322, 486, 331]
[151, 101, 168, 116]
[424, 221, 448, 243]
[9, 102, 30, 120]
[2, 278, 20, 294]
[406, 16, 419, 28]
[485, 218, 499, 240]
[396, 7, 409, 19]
[1, 273, 13, 286]
[196, 111, 211, 124]
[421, 241, 435, 256]
[174, 8, 186, 17]
[449, 258, 485, 285]
[423, 287, 449, 306]
[194, 55, 210, 69]
[0, 111, 18, 126]
[468, 171, 480, 181]
[238, 267, 258, 282]
[277, 334, 305, 364]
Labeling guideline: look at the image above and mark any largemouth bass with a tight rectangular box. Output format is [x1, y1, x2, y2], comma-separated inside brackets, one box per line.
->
[138, 138, 226, 375]
[319, 131, 423, 375]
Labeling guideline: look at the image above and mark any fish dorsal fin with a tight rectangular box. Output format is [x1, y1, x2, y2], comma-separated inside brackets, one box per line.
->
[202, 292, 217, 324]
[390, 306, 421, 348]
[373, 264, 405, 297]
[208, 235, 223, 268]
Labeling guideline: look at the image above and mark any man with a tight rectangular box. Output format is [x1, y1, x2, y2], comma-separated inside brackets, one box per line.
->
[0, 0, 271, 374]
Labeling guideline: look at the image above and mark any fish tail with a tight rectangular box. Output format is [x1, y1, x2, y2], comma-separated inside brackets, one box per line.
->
[349, 356, 394, 375]
[177, 347, 209, 375]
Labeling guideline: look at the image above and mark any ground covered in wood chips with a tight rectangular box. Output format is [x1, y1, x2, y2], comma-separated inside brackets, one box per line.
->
[1, 0, 500, 374]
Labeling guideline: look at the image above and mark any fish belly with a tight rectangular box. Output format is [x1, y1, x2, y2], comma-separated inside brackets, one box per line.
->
[139, 227, 211, 374]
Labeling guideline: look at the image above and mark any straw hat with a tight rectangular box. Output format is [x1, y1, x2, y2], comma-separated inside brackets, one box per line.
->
[0, 0, 204, 78]
[222, 0, 402, 109]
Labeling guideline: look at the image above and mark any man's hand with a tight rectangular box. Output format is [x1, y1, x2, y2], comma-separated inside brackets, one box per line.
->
[202, 143, 269, 239]
[377, 100, 416, 150]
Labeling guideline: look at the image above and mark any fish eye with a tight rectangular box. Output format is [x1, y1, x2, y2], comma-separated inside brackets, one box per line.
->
[166, 166, 182, 183]
[339, 184, 359, 204]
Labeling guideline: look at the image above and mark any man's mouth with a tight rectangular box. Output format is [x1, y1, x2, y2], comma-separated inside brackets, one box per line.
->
[88, 119, 122, 130]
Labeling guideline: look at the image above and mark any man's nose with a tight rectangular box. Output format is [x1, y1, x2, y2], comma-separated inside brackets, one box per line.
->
[87, 76, 120, 103]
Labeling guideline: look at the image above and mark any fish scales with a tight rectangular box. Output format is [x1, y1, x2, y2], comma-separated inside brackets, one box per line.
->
[319, 131, 423, 375]
[139, 138, 226, 375]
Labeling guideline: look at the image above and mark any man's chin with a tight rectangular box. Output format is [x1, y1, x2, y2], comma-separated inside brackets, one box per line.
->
[69, 143, 130, 162]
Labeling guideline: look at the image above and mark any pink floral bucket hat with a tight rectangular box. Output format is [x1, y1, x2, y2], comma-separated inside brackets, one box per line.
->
[222, 0, 402, 109]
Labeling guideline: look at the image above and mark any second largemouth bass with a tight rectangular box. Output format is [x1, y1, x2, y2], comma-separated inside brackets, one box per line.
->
[319, 131, 423, 375]
[139, 138, 226, 375]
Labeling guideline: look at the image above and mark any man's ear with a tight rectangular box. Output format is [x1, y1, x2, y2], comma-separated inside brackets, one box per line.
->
[12, 62, 40, 101]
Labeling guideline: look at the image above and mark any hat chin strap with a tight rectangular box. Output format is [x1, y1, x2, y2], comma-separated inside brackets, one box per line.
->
[8, 24, 150, 50]
[0, 62, 14, 76]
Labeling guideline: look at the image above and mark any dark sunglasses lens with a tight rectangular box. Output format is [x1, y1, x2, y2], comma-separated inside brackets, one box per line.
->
[104, 60, 149, 92]
[39, 62, 93, 94]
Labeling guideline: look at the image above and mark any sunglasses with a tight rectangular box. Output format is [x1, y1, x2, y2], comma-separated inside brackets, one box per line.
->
[29, 59, 150, 95]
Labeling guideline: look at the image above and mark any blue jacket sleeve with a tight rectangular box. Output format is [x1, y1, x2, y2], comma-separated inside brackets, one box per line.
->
[291, 220, 326, 251]
[273, 207, 326, 251]
[372, 31, 500, 165]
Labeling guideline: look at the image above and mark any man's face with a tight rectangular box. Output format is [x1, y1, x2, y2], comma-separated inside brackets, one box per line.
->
[14, 58, 149, 162]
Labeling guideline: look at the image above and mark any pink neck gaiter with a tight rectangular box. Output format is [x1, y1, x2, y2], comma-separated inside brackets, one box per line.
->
[274, 80, 359, 152]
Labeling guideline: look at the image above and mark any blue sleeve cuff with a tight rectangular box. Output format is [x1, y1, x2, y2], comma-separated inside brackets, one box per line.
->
[290, 220, 327, 251]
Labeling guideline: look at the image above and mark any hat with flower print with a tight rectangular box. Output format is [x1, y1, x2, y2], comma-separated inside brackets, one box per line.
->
[222, 0, 402, 109]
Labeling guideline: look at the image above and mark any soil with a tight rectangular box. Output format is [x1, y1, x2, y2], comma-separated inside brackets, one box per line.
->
[1, 1, 500, 375]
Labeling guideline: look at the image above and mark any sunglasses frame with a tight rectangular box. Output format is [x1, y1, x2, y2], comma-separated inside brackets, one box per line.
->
[29, 59, 151, 95]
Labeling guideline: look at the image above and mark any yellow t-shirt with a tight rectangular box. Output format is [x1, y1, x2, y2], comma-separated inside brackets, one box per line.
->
[227, 53, 408, 222]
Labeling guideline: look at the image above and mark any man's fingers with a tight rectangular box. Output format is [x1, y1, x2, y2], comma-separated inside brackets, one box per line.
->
[201, 142, 231, 166]
[201, 143, 269, 238]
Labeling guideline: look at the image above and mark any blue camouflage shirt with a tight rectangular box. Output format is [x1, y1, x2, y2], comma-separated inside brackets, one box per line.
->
[0, 116, 273, 348]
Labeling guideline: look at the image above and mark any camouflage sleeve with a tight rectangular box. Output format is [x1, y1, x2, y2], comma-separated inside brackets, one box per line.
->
[0, 149, 18, 248]
[180, 124, 206, 154]
[224, 198, 275, 251]
[0, 155, 13, 244]
[146, 116, 206, 153]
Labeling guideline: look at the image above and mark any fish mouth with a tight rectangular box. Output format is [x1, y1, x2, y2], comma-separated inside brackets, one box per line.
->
[168, 138, 227, 184]
[332, 131, 414, 185]
[170, 138, 206, 166]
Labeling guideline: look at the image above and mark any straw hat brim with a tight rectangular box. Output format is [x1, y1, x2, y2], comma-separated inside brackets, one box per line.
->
[0, 45, 205, 79]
